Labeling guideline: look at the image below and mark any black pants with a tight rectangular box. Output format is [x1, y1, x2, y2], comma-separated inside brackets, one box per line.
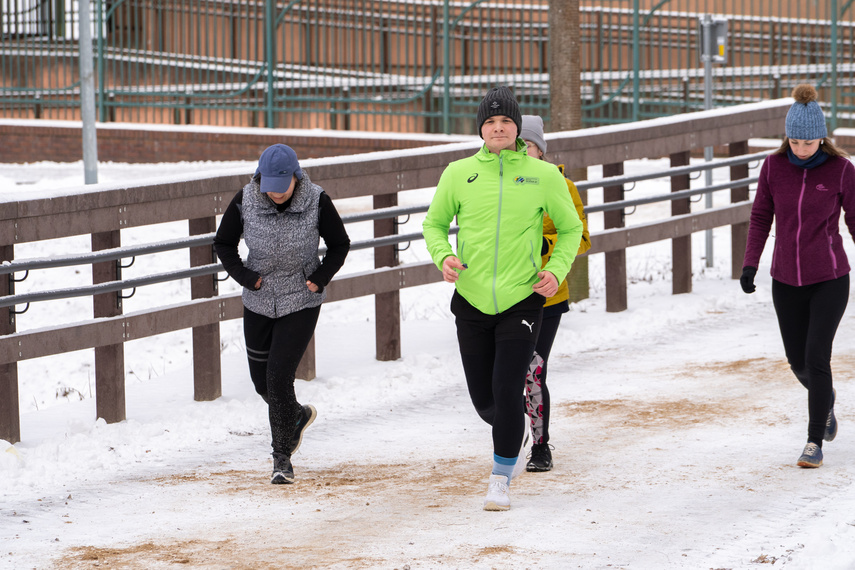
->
[451, 291, 543, 459]
[243, 305, 321, 457]
[772, 274, 849, 445]
[526, 312, 562, 445]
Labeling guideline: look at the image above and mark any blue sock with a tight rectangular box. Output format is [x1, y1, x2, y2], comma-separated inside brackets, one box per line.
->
[492, 453, 516, 484]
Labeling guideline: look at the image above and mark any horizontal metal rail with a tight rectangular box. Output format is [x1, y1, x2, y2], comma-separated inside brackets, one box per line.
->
[585, 177, 758, 214]
[0, 264, 221, 309]
[0, 227, 460, 309]
[0, 235, 214, 275]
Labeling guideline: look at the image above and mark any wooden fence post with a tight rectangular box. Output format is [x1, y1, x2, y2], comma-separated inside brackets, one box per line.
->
[603, 162, 627, 312]
[670, 151, 692, 294]
[0, 244, 20, 444]
[92, 231, 125, 424]
[189, 217, 221, 401]
[729, 141, 750, 279]
[374, 193, 401, 361]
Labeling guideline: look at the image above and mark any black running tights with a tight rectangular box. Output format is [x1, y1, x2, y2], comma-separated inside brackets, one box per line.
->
[452, 291, 542, 459]
[243, 305, 320, 456]
[772, 275, 849, 445]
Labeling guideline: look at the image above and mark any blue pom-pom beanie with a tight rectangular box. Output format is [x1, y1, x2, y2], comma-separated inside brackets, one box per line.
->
[785, 98, 827, 141]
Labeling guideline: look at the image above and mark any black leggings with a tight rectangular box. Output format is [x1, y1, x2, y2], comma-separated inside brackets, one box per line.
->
[772, 274, 849, 445]
[243, 305, 320, 457]
[451, 291, 543, 459]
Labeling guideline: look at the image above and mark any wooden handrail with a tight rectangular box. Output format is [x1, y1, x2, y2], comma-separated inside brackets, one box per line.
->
[0, 101, 790, 443]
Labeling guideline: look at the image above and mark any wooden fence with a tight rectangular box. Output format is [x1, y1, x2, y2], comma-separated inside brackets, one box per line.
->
[0, 99, 791, 443]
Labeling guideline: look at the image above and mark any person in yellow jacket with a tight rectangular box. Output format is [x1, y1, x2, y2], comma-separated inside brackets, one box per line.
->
[520, 115, 591, 472]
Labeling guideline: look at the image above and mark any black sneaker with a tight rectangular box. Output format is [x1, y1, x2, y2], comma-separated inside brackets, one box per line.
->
[290, 404, 317, 454]
[271, 454, 294, 484]
[526, 443, 553, 472]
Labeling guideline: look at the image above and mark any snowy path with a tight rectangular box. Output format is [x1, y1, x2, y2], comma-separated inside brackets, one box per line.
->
[4, 278, 855, 569]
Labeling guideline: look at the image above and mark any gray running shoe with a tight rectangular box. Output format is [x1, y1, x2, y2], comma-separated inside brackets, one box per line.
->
[290, 404, 317, 454]
[797, 442, 823, 468]
[271, 454, 295, 484]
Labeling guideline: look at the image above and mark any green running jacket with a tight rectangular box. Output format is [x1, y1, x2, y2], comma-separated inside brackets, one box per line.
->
[423, 140, 583, 314]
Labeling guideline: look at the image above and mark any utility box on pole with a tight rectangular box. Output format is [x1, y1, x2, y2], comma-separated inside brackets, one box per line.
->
[698, 17, 728, 64]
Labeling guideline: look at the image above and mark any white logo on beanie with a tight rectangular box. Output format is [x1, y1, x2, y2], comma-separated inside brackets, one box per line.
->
[490, 101, 500, 109]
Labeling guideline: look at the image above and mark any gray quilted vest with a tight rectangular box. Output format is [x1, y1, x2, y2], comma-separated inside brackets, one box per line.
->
[240, 174, 325, 318]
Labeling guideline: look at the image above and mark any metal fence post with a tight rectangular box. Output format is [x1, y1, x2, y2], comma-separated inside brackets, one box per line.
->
[831, 0, 839, 133]
[603, 162, 627, 312]
[264, 0, 276, 129]
[441, 0, 450, 134]
[670, 151, 692, 294]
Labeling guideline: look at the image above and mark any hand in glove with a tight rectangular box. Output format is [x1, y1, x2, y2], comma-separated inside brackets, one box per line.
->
[740, 266, 757, 294]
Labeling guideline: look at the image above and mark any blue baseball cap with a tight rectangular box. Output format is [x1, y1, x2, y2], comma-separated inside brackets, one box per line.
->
[255, 144, 303, 193]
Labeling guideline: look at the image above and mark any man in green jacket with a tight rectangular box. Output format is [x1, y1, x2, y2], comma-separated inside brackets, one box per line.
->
[422, 86, 583, 511]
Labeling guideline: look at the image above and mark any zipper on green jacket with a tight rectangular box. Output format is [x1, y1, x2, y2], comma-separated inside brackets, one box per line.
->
[492, 154, 503, 314]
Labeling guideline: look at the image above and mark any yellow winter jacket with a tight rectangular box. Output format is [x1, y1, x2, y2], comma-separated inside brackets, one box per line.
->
[542, 165, 591, 308]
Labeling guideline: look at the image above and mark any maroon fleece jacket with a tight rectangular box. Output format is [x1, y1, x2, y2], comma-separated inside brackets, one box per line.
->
[744, 152, 855, 287]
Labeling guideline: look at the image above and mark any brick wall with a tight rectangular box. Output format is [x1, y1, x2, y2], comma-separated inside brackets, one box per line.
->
[0, 120, 473, 163]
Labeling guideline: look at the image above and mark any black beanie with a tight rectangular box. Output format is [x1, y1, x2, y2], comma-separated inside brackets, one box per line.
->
[476, 86, 522, 139]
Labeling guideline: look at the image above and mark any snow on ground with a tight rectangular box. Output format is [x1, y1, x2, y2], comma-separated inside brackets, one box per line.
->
[2, 152, 855, 569]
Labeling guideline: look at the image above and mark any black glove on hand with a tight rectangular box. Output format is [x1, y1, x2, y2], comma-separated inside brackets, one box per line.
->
[740, 266, 757, 294]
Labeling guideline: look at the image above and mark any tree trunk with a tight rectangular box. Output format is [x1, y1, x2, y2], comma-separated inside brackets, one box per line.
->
[549, 1, 588, 301]
[548, 0, 581, 134]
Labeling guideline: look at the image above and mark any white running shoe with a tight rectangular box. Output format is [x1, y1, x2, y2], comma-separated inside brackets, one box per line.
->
[511, 416, 531, 480]
[483, 474, 511, 511]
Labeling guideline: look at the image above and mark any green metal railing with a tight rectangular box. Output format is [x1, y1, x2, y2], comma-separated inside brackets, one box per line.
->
[583, 0, 855, 130]
[1, 0, 854, 134]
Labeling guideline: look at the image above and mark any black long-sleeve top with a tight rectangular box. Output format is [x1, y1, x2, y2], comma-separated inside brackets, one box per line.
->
[213, 187, 351, 293]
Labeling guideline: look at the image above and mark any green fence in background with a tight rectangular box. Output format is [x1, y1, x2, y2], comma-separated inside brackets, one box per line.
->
[1, 0, 853, 134]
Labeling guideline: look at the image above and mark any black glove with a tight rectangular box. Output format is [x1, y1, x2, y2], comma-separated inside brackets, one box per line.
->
[740, 266, 757, 294]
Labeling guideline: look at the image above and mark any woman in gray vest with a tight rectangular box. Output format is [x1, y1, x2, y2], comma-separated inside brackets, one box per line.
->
[214, 144, 350, 484]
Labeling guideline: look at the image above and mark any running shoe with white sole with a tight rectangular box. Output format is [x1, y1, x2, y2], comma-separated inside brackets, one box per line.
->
[483, 474, 511, 511]
[290, 404, 317, 454]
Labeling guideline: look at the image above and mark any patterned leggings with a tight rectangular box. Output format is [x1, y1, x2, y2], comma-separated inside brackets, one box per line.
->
[525, 313, 562, 445]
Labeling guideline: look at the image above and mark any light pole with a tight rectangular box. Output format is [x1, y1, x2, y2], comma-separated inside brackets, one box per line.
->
[79, 0, 98, 184]
[699, 15, 727, 267]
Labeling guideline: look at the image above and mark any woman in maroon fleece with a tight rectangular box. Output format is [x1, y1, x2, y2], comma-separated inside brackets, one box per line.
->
[742, 84, 855, 468]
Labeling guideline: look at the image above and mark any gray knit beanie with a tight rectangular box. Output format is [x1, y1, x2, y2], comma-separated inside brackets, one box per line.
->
[476, 86, 522, 139]
[785, 84, 827, 140]
[520, 115, 547, 154]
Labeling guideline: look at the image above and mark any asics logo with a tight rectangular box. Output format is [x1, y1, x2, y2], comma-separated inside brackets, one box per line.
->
[816, 184, 829, 191]
[521, 319, 534, 333]
[468, 174, 478, 183]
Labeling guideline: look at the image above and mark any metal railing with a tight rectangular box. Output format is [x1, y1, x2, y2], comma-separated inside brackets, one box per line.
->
[1, 1, 853, 132]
